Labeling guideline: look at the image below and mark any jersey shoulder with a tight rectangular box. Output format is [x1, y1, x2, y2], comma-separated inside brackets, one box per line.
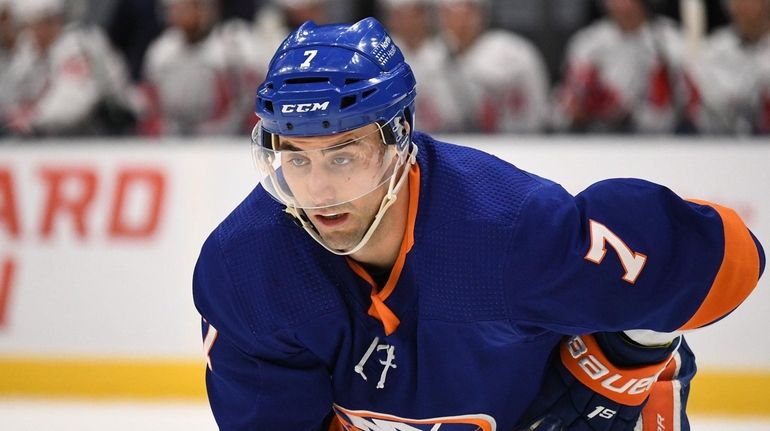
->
[566, 19, 618, 61]
[144, 29, 187, 73]
[414, 132, 553, 228]
[411, 133, 563, 323]
[462, 30, 546, 82]
[193, 187, 346, 346]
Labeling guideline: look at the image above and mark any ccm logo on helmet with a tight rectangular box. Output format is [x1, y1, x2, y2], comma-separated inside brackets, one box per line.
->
[281, 102, 330, 114]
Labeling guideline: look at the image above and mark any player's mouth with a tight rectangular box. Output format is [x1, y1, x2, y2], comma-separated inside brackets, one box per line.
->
[313, 212, 350, 227]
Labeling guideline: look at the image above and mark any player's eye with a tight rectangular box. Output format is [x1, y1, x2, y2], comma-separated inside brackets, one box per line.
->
[287, 156, 309, 167]
[331, 156, 352, 166]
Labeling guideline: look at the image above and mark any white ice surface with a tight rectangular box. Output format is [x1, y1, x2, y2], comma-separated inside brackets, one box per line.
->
[0, 399, 768, 430]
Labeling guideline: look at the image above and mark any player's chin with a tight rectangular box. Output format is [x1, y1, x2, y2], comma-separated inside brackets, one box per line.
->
[317, 228, 364, 252]
[321, 235, 358, 252]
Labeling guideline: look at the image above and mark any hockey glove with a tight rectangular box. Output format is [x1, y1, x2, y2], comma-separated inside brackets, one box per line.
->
[515, 333, 694, 431]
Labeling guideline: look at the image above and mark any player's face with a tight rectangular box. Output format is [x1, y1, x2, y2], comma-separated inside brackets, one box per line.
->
[603, 0, 647, 32]
[276, 124, 394, 251]
[438, 2, 485, 48]
[27, 16, 62, 51]
[727, 0, 770, 41]
[166, 0, 215, 42]
[385, 5, 432, 49]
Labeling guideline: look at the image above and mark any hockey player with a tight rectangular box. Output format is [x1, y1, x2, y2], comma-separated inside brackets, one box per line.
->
[1, 0, 133, 136]
[683, 0, 770, 134]
[251, 0, 330, 74]
[0, 0, 15, 71]
[139, 0, 264, 135]
[193, 18, 764, 431]
[552, 0, 685, 133]
[0, 0, 18, 123]
[426, 0, 549, 133]
[377, 0, 458, 133]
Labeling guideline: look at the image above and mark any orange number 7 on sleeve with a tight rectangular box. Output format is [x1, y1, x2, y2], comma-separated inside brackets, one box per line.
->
[584, 219, 648, 284]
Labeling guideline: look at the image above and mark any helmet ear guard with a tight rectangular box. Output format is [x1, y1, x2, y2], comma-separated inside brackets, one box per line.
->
[377, 107, 412, 151]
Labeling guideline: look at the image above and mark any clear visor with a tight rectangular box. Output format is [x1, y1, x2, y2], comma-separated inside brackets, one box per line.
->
[251, 117, 405, 210]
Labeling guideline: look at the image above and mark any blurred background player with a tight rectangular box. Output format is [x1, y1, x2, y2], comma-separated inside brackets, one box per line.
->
[0, 0, 19, 118]
[101, 0, 164, 83]
[139, 0, 264, 135]
[252, 0, 330, 72]
[552, 0, 685, 133]
[0, 0, 16, 70]
[1, 0, 133, 136]
[683, 0, 770, 134]
[431, 0, 549, 133]
[377, 0, 461, 133]
[379, 0, 435, 57]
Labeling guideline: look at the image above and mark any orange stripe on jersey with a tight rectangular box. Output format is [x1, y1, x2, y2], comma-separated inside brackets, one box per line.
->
[346, 163, 421, 336]
[679, 200, 761, 330]
[327, 416, 345, 431]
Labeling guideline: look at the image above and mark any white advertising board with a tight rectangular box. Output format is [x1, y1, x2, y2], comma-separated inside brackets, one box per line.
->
[1, 135, 768, 370]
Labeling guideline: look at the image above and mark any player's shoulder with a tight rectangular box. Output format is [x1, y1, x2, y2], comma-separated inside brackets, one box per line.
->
[706, 26, 740, 52]
[579, 177, 674, 200]
[567, 19, 618, 58]
[464, 30, 542, 71]
[145, 29, 187, 68]
[46, 26, 90, 64]
[759, 33, 770, 55]
[413, 132, 553, 224]
[758, 36, 770, 73]
[475, 29, 538, 54]
[518, 177, 684, 235]
[193, 187, 343, 341]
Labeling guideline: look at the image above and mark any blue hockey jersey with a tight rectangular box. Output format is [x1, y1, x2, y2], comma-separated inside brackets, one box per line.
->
[193, 132, 764, 431]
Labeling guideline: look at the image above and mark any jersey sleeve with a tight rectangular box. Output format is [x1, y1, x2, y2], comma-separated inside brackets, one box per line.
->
[193, 233, 334, 431]
[507, 178, 764, 335]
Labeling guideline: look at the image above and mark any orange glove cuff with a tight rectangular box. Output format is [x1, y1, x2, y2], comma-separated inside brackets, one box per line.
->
[560, 334, 673, 406]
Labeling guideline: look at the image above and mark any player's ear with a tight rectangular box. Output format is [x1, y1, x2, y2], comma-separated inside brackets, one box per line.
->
[402, 117, 411, 135]
[405, 106, 413, 130]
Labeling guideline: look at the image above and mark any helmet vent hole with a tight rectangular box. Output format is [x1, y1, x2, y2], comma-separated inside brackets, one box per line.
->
[340, 95, 357, 110]
[362, 89, 377, 99]
[264, 101, 274, 113]
[286, 123, 294, 130]
[344, 78, 362, 86]
[285, 77, 329, 84]
[322, 121, 330, 128]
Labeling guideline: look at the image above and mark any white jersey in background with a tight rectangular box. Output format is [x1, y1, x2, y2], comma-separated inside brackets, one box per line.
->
[394, 35, 465, 134]
[1, 25, 130, 135]
[423, 29, 549, 133]
[141, 20, 264, 136]
[553, 17, 685, 133]
[684, 28, 770, 134]
[0, 43, 16, 116]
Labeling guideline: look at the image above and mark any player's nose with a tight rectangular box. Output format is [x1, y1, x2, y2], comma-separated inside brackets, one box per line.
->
[304, 168, 339, 207]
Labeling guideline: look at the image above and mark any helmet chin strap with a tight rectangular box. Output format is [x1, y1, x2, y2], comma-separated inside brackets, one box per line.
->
[285, 142, 418, 256]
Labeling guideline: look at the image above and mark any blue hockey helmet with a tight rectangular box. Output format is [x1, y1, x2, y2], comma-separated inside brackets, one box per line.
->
[254, 17, 417, 147]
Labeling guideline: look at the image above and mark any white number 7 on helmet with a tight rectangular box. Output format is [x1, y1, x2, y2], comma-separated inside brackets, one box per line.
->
[300, 49, 318, 68]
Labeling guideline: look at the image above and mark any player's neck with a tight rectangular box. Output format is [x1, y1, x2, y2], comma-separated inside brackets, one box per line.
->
[350, 175, 411, 269]
[737, 21, 770, 45]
